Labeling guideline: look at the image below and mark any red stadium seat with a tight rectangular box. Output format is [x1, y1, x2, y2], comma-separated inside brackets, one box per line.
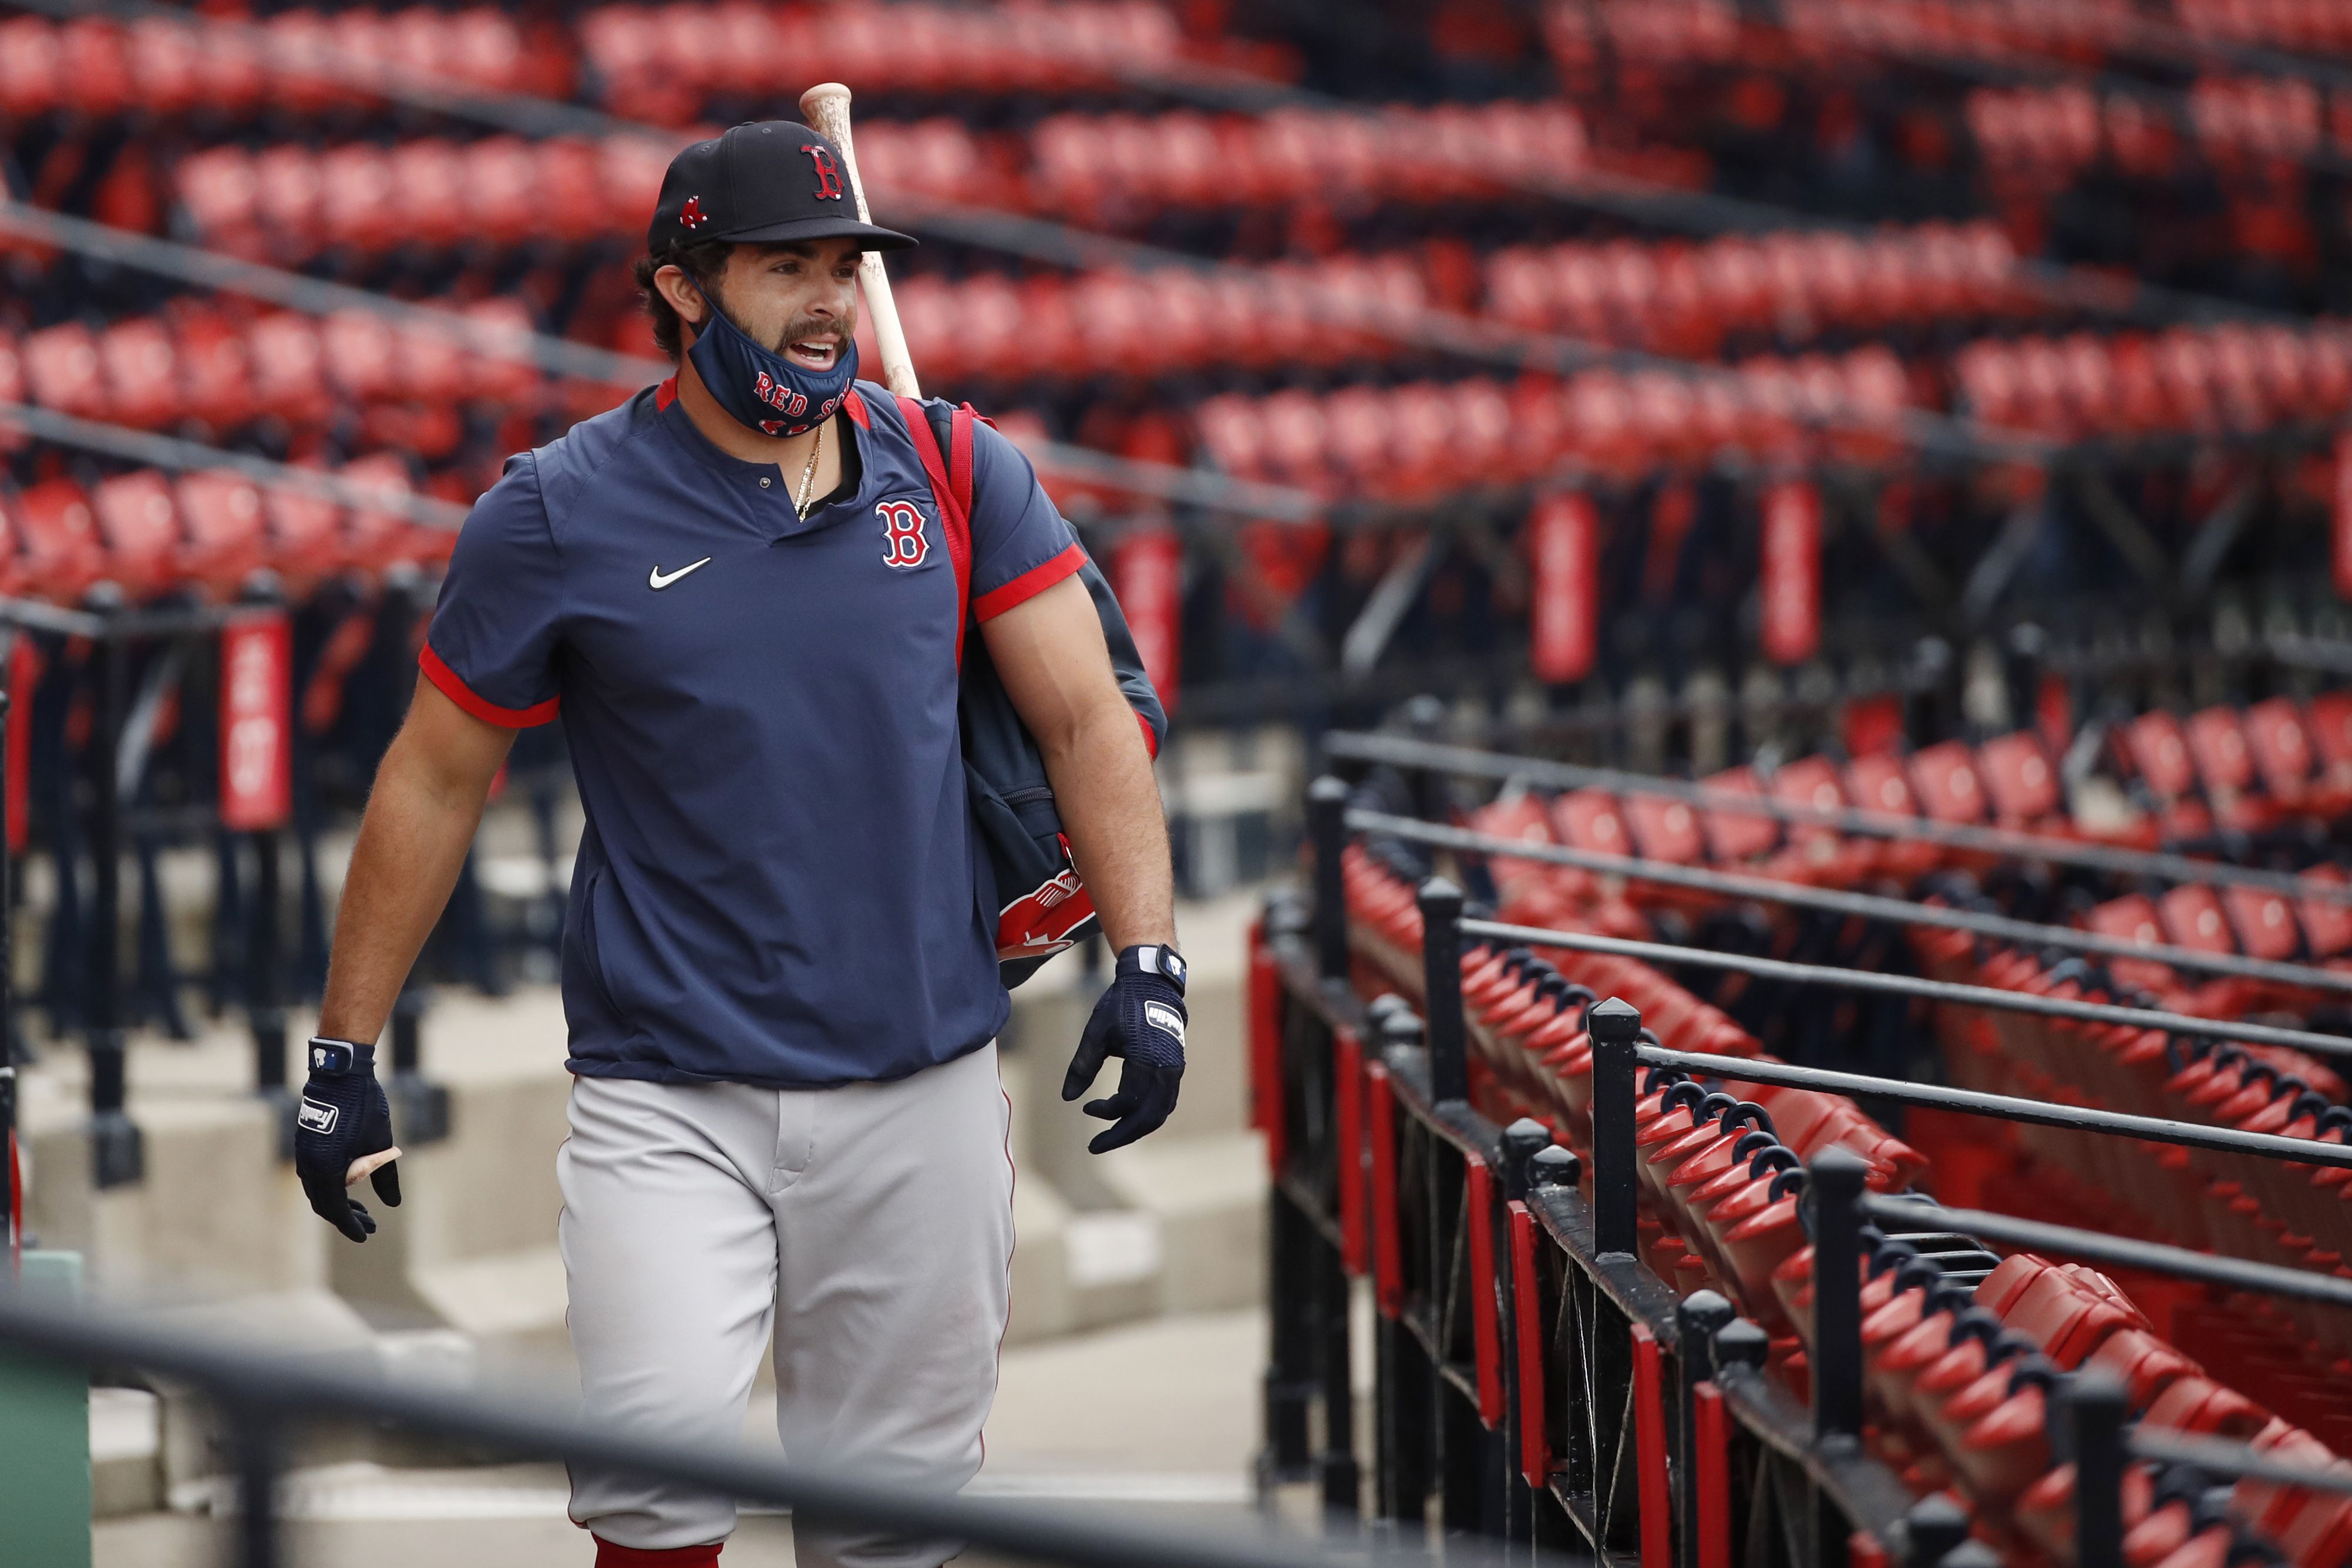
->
[8, 479, 106, 603]
[175, 470, 271, 600]
[89, 471, 183, 601]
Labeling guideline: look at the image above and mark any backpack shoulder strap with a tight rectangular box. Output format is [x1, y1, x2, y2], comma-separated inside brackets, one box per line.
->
[895, 393, 974, 668]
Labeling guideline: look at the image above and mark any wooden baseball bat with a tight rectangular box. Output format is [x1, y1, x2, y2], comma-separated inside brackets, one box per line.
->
[799, 82, 921, 401]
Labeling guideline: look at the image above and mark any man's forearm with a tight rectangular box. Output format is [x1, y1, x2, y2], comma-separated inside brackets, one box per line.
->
[315, 733, 499, 1044]
[1041, 702, 1177, 954]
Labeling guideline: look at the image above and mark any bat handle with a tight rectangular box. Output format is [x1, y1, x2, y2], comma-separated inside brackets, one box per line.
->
[799, 82, 921, 401]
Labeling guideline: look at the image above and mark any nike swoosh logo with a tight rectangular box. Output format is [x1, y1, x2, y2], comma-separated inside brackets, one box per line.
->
[648, 557, 713, 590]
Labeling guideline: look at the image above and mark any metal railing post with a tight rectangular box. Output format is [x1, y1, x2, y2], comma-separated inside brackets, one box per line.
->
[1806, 1148, 1869, 1449]
[1418, 878, 1466, 1104]
[1307, 776, 1351, 984]
[388, 984, 450, 1144]
[226, 1401, 281, 1568]
[1902, 1494, 1973, 1568]
[1674, 1291, 1734, 1568]
[1587, 998, 1641, 1258]
[249, 823, 293, 1158]
[2068, 1374, 2129, 1568]
[85, 601, 142, 1189]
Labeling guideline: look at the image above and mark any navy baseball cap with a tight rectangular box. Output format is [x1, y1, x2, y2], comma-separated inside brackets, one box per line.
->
[648, 121, 917, 254]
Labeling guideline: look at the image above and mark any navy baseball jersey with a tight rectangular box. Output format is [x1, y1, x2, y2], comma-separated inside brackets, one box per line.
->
[422, 381, 1087, 1087]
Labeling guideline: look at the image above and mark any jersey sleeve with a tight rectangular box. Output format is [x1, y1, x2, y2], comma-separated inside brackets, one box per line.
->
[419, 454, 564, 726]
[964, 418, 1087, 623]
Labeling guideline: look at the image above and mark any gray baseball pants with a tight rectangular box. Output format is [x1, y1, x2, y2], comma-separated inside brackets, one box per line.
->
[558, 1042, 1015, 1564]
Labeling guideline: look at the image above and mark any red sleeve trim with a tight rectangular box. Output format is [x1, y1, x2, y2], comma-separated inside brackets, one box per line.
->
[654, 376, 677, 410]
[973, 543, 1085, 623]
[419, 644, 560, 728]
[1136, 709, 1159, 759]
[843, 389, 870, 428]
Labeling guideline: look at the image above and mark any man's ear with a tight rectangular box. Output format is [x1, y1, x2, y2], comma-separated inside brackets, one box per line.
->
[654, 264, 709, 335]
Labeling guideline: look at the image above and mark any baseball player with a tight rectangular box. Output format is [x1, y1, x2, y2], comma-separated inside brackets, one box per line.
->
[292, 121, 1189, 1568]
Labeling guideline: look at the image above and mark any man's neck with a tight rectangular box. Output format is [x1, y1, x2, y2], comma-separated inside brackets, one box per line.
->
[672, 352, 826, 473]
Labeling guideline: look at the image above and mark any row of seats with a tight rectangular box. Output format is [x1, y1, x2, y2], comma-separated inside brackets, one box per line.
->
[1339, 837, 2342, 1559]
[0, 1, 1188, 126]
[1967, 78, 2342, 176]
[0, 455, 447, 607]
[1543, 0, 2173, 75]
[887, 254, 1431, 381]
[1192, 346, 1912, 496]
[169, 101, 1591, 260]
[0, 9, 540, 121]
[0, 301, 553, 434]
[1951, 319, 2352, 440]
[580, 0, 1183, 109]
[1484, 221, 2032, 354]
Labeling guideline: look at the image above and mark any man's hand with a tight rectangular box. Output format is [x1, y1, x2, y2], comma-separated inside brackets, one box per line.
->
[295, 1039, 403, 1242]
[1062, 944, 1186, 1153]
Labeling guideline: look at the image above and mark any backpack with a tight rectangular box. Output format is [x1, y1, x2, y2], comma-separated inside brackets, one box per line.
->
[896, 394, 1169, 990]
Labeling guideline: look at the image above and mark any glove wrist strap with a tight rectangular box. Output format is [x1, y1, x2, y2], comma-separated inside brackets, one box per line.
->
[307, 1038, 375, 1077]
[1116, 943, 1186, 995]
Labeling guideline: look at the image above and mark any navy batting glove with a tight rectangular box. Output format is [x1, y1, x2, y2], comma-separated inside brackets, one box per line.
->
[296, 1039, 401, 1243]
[1064, 944, 1187, 1154]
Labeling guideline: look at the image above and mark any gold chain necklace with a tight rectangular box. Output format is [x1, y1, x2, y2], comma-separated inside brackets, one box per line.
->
[793, 419, 825, 516]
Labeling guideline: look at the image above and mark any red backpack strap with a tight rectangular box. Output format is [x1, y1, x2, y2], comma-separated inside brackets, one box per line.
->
[896, 393, 974, 668]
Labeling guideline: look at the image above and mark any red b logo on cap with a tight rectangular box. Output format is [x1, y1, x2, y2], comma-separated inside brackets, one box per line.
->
[679, 196, 709, 230]
[802, 145, 845, 201]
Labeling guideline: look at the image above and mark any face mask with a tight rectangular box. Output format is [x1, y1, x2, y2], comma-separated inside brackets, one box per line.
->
[683, 282, 857, 438]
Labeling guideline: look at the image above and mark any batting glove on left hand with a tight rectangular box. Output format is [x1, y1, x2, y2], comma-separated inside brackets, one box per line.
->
[1064, 944, 1187, 1154]
[295, 1038, 402, 1243]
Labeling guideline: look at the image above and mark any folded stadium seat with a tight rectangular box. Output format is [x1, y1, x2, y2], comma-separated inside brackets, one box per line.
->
[244, 315, 328, 424]
[2057, 334, 2123, 438]
[0, 496, 28, 600]
[1192, 395, 1266, 484]
[322, 311, 401, 406]
[1843, 753, 1942, 881]
[596, 137, 674, 239]
[2142, 1372, 2271, 1439]
[2084, 1326, 2202, 1408]
[174, 471, 271, 602]
[2186, 705, 2276, 832]
[1254, 391, 1336, 494]
[338, 454, 428, 576]
[2236, 1421, 2352, 1568]
[1954, 339, 2025, 430]
[1974, 730, 2069, 832]
[1766, 755, 1876, 883]
[1908, 740, 1991, 832]
[265, 12, 356, 116]
[58, 17, 133, 119]
[458, 139, 544, 250]
[252, 145, 325, 260]
[2245, 696, 2325, 815]
[458, 300, 540, 406]
[1697, 765, 1782, 865]
[2088, 893, 2202, 1001]
[7, 480, 107, 604]
[88, 472, 184, 603]
[2305, 693, 2352, 811]
[386, 142, 467, 251]
[1445, 379, 1518, 485]
[0, 16, 63, 117]
[391, 315, 465, 410]
[174, 147, 262, 255]
[21, 324, 111, 423]
[1562, 373, 1641, 476]
[2157, 329, 2229, 435]
[1994, 1263, 2149, 1367]
[125, 16, 201, 117]
[172, 307, 257, 432]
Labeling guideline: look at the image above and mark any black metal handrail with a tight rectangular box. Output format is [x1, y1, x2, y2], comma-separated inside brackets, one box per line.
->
[1330, 731, 2352, 909]
[1853, 1194, 2352, 1310]
[1465, 913, 2352, 1061]
[0, 1284, 1580, 1568]
[1351, 810, 2352, 996]
[1640, 1044, 2352, 1171]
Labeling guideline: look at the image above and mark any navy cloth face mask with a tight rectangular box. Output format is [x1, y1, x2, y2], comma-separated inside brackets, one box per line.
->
[684, 282, 857, 438]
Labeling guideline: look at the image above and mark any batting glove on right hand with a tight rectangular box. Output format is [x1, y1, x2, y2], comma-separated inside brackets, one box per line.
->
[295, 1038, 402, 1243]
[1063, 944, 1187, 1154]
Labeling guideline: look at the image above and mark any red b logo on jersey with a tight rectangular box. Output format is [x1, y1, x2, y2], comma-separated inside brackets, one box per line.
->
[802, 145, 846, 201]
[878, 500, 928, 568]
